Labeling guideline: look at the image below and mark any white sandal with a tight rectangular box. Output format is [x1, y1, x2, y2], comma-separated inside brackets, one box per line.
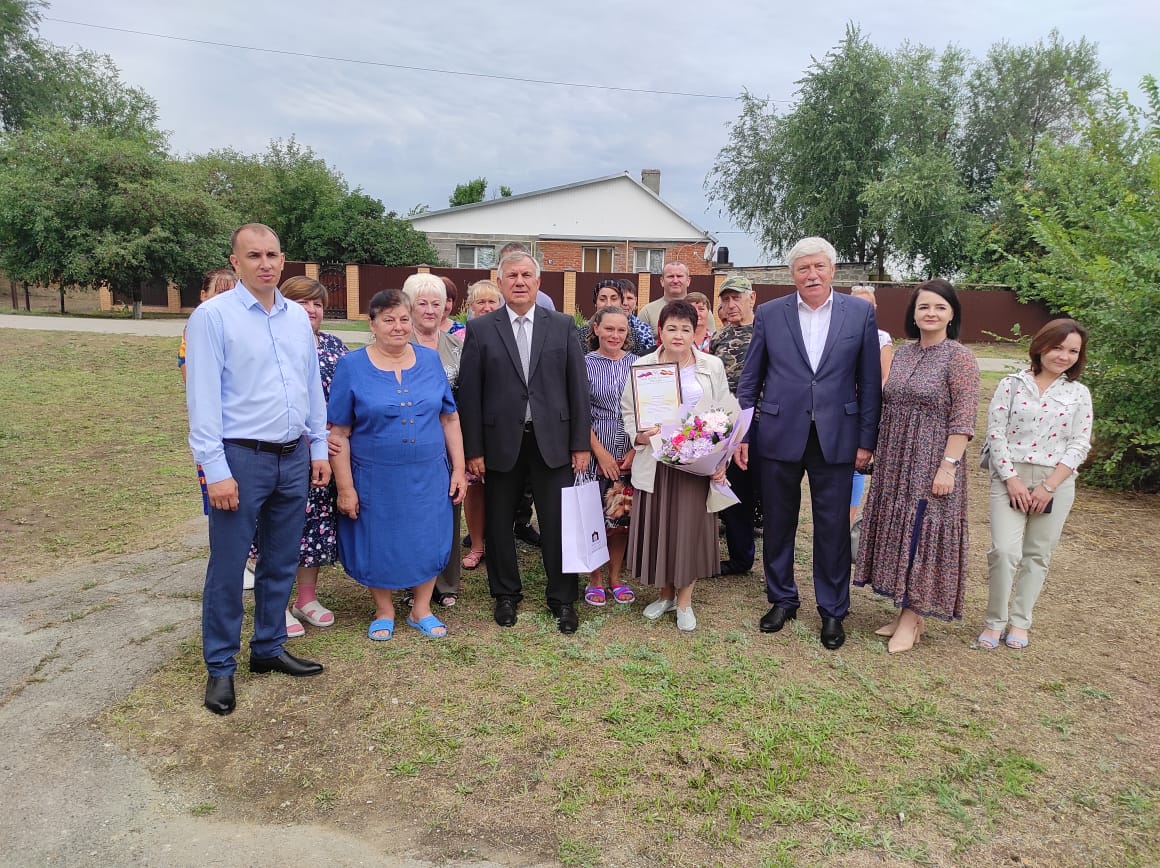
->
[291, 599, 335, 627]
[285, 608, 305, 638]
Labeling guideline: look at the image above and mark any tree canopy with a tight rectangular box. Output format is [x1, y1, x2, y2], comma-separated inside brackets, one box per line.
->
[707, 26, 1105, 279]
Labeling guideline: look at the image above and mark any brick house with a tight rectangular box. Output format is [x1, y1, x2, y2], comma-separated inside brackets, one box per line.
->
[410, 170, 717, 276]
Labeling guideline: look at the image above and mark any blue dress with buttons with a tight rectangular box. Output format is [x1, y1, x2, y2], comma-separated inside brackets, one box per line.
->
[328, 345, 456, 589]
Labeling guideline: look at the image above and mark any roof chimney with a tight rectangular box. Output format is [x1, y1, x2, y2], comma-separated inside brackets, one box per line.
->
[641, 169, 661, 195]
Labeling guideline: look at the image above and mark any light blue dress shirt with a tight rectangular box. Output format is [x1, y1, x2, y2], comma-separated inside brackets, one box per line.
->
[185, 283, 329, 484]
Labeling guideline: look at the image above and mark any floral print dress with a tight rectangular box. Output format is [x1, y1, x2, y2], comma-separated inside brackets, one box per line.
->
[853, 340, 980, 619]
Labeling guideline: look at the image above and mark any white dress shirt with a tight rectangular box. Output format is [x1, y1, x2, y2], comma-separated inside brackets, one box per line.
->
[796, 290, 834, 371]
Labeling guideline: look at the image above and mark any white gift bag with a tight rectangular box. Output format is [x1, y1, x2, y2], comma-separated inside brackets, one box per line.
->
[561, 475, 609, 573]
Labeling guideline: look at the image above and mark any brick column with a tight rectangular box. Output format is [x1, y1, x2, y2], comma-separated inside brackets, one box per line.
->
[99, 287, 113, 311]
[417, 265, 430, 274]
[563, 270, 577, 314]
[638, 272, 652, 304]
[712, 273, 725, 307]
[305, 262, 320, 279]
[345, 264, 360, 320]
[166, 282, 181, 312]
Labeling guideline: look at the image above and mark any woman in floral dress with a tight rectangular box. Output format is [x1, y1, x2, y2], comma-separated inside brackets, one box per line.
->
[281, 276, 348, 637]
[853, 279, 980, 653]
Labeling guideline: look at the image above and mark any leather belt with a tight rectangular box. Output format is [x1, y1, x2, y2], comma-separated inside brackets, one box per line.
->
[223, 437, 301, 456]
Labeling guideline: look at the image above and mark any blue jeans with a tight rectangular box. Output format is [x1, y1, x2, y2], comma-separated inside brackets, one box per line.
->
[203, 439, 309, 676]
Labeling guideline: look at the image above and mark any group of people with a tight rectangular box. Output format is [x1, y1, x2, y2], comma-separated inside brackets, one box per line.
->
[185, 224, 1092, 716]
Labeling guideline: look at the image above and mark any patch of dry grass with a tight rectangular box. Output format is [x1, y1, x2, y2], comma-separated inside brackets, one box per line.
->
[0, 331, 202, 582]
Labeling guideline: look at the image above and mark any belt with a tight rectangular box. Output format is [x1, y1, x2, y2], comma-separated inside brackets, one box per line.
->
[223, 437, 301, 456]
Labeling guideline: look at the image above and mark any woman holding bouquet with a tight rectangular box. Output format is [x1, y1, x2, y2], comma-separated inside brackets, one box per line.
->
[584, 306, 639, 607]
[621, 300, 732, 632]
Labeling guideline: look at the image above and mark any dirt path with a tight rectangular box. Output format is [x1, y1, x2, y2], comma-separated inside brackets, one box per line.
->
[0, 519, 519, 867]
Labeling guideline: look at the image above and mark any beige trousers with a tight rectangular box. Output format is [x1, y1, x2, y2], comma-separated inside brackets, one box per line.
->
[985, 462, 1076, 631]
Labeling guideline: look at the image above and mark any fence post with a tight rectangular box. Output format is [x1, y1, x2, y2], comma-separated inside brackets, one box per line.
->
[563, 269, 577, 314]
[99, 287, 113, 312]
[638, 272, 652, 305]
[305, 262, 320, 279]
[345, 264, 360, 320]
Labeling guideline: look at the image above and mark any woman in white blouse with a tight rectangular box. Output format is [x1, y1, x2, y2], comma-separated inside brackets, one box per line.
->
[979, 319, 1093, 649]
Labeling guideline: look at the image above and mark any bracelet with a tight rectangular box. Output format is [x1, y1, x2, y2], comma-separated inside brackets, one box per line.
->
[1041, 481, 1056, 494]
[942, 456, 961, 466]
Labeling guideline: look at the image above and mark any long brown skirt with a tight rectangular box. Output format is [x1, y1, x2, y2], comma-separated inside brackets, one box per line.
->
[627, 463, 717, 589]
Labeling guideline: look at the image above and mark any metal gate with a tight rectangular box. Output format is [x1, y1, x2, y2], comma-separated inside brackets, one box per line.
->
[319, 264, 347, 319]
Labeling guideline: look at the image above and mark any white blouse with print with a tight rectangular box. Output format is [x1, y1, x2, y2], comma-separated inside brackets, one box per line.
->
[985, 369, 1093, 480]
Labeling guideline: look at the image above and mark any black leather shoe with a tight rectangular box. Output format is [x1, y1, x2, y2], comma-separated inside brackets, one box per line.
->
[204, 675, 235, 715]
[759, 605, 798, 633]
[820, 616, 846, 650]
[719, 560, 752, 576]
[550, 603, 579, 634]
[513, 523, 541, 546]
[249, 651, 323, 677]
[494, 598, 518, 627]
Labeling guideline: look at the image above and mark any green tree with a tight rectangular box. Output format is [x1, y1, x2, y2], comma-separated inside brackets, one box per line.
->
[707, 24, 894, 271]
[859, 43, 979, 277]
[299, 191, 441, 265]
[1008, 78, 1160, 490]
[449, 177, 487, 207]
[498, 185, 513, 198]
[0, 122, 232, 318]
[0, 0, 157, 133]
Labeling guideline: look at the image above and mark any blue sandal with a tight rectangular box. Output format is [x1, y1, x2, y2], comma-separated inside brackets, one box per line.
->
[368, 617, 394, 641]
[406, 614, 447, 638]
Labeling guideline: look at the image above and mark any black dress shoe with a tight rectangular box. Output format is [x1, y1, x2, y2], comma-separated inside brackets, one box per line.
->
[820, 616, 846, 650]
[550, 603, 579, 634]
[204, 675, 235, 715]
[249, 651, 323, 677]
[513, 523, 541, 546]
[759, 605, 798, 633]
[719, 560, 752, 576]
[494, 597, 518, 627]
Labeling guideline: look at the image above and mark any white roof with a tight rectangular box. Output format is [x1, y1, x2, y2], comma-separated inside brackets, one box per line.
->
[411, 172, 715, 243]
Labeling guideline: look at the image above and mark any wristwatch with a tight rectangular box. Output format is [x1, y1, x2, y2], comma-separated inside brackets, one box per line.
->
[942, 456, 961, 466]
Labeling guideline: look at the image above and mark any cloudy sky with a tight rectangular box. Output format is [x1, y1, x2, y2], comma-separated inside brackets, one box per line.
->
[38, 0, 1158, 266]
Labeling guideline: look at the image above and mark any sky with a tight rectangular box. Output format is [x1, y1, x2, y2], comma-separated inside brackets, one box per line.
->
[37, 0, 1158, 267]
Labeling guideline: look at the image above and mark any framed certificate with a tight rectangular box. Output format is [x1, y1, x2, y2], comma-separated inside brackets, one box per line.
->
[630, 363, 683, 430]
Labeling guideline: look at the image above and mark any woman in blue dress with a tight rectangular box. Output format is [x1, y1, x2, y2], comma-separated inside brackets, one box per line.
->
[328, 290, 467, 640]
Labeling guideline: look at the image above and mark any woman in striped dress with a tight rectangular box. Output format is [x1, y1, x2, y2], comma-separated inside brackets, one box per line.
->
[584, 306, 639, 606]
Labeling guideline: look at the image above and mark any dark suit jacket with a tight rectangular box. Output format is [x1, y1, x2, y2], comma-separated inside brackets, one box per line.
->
[737, 291, 881, 464]
[458, 306, 592, 472]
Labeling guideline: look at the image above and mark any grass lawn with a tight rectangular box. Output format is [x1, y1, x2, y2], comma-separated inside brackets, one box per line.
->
[3, 329, 1156, 866]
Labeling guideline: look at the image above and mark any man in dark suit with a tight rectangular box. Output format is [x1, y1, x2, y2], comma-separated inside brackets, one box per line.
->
[735, 237, 881, 650]
[458, 251, 592, 633]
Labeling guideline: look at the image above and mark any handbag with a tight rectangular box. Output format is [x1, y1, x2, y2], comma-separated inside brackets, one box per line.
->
[561, 474, 610, 573]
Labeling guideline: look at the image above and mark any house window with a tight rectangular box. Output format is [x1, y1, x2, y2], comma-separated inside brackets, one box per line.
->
[583, 247, 614, 272]
[633, 247, 666, 274]
[457, 245, 496, 269]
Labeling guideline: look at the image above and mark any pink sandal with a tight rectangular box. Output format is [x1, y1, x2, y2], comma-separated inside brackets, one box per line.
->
[610, 585, 635, 604]
[461, 549, 485, 569]
[584, 587, 607, 607]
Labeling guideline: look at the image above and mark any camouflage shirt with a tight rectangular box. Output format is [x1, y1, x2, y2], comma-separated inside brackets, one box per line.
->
[710, 323, 754, 394]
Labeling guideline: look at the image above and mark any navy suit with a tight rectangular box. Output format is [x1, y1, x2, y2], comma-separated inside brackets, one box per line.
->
[736, 291, 881, 619]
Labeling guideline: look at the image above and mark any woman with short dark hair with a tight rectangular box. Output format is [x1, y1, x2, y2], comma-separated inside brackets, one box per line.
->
[853, 279, 980, 653]
[978, 319, 1092, 650]
[328, 289, 467, 640]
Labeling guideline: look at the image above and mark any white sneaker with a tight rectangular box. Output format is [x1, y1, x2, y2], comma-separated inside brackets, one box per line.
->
[285, 608, 305, 639]
[676, 606, 697, 632]
[242, 560, 256, 590]
[642, 598, 676, 620]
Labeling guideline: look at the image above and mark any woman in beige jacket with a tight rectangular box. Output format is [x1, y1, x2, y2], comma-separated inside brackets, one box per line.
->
[620, 300, 732, 632]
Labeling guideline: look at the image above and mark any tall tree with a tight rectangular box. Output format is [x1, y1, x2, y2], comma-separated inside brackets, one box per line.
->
[0, 121, 232, 318]
[707, 24, 894, 271]
[0, 0, 157, 133]
[1007, 78, 1160, 490]
[449, 177, 487, 207]
[298, 191, 441, 265]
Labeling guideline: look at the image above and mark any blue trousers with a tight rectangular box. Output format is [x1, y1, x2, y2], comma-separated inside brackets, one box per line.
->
[203, 440, 309, 676]
[757, 426, 855, 619]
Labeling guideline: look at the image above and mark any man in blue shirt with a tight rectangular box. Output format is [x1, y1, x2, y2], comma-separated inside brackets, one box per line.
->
[185, 223, 331, 715]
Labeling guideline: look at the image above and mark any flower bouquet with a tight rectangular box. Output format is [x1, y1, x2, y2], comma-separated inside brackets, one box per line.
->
[651, 396, 754, 508]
